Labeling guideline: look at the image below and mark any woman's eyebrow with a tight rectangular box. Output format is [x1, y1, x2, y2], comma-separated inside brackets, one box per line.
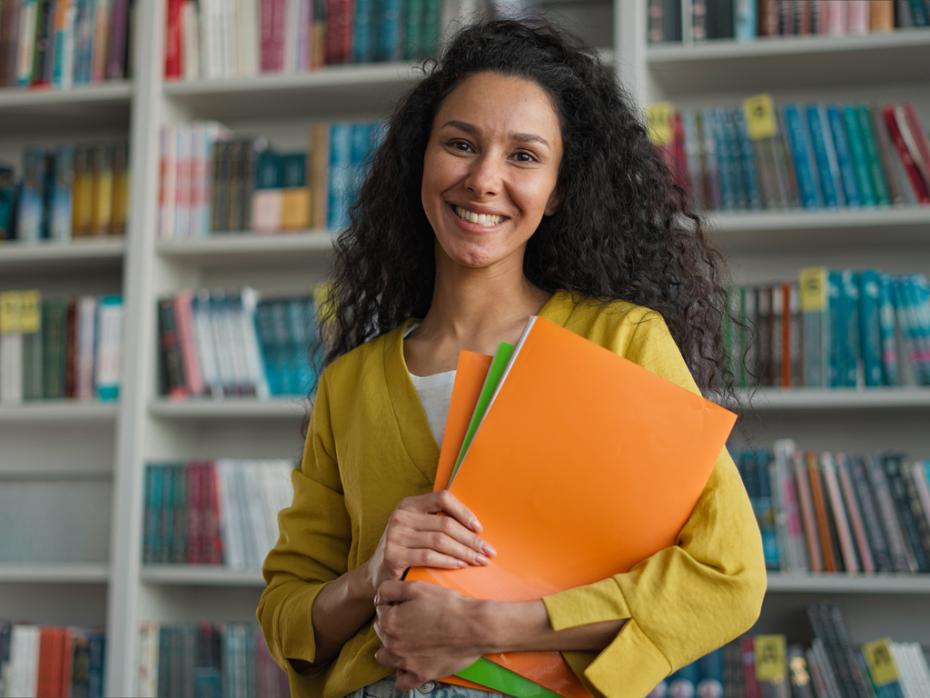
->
[440, 120, 550, 149]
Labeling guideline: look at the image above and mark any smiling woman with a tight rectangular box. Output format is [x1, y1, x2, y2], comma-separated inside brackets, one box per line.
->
[257, 17, 766, 698]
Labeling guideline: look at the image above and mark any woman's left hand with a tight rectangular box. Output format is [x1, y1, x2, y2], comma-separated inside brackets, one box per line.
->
[372, 580, 487, 690]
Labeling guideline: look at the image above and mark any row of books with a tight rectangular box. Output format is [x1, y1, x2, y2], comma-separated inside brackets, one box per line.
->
[726, 269, 930, 390]
[157, 121, 383, 239]
[0, 623, 105, 698]
[648, 0, 928, 44]
[0, 291, 123, 404]
[157, 289, 321, 400]
[0, 142, 130, 243]
[648, 97, 930, 212]
[736, 440, 930, 575]
[650, 603, 930, 697]
[137, 622, 287, 698]
[0, 0, 133, 89]
[142, 459, 294, 570]
[164, 0, 488, 81]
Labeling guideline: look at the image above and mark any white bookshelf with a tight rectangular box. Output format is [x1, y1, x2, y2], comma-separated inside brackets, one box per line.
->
[2, 1, 929, 694]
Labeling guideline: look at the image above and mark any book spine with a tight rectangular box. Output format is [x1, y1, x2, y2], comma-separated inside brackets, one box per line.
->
[883, 105, 930, 203]
[883, 454, 930, 572]
[820, 452, 859, 573]
[849, 457, 894, 572]
[782, 104, 821, 208]
[856, 105, 891, 206]
[835, 454, 875, 573]
[868, 455, 918, 572]
[857, 270, 884, 387]
[805, 104, 842, 208]
[843, 104, 877, 206]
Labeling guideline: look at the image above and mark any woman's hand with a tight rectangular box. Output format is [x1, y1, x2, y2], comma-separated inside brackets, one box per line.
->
[373, 580, 487, 690]
[362, 491, 496, 594]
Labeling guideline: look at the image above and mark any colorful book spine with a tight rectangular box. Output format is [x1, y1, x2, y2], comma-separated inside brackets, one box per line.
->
[782, 104, 821, 208]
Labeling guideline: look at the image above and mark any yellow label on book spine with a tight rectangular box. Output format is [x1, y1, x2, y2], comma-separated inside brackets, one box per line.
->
[799, 267, 828, 312]
[863, 639, 899, 686]
[646, 103, 674, 146]
[0, 292, 21, 333]
[743, 94, 778, 140]
[754, 635, 786, 683]
[18, 291, 40, 333]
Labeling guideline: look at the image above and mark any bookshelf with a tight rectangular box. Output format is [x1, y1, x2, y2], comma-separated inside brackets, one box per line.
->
[1, 0, 928, 695]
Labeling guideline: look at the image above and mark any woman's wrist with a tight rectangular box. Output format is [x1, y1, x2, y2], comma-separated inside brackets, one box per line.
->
[472, 599, 551, 654]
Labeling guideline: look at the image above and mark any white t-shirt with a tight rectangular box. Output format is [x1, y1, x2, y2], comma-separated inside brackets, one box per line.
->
[404, 323, 456, 445]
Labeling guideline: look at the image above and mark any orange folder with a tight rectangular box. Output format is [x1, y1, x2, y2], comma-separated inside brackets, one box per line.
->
[408, 316, 737, 696]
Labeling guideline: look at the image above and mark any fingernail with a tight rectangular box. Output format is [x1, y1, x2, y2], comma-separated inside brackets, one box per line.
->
[470, 518, 482, 532]
[456, 560, 467, 568]
[482, 543, 497, 557]
[475, 554, 490, 565]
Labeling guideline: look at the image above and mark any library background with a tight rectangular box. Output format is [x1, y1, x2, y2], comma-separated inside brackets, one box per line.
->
[1, 0, 929, 696]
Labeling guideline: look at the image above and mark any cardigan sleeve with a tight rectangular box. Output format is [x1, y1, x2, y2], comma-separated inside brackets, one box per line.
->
[540, 311, 767, 698]
[257, 369, 351, 680]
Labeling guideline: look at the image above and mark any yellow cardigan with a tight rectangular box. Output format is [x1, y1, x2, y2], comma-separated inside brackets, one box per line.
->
[257, 290, 767, 698]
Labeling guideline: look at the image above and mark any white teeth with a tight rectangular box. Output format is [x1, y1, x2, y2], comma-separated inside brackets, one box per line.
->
[453, 205, 505, 227]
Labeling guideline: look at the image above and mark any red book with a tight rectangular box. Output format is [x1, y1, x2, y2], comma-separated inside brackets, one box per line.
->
[260, 0, 286, 72]
[883, 105, 930, 203]
[64, 299, 77, 399]
[741, 636, 762, 698]
[174, 291, 205, 396]
[164, 0, 183, 78]
[58, 629, 73, 698]
[204, 461, 224, 564]
[780, 282, 791, 388]
[36, 627, 64, 698]
[902, 103, 930, 192]
[325, 0, 354, 65]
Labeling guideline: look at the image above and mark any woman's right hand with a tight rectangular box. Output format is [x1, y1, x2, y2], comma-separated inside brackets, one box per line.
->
[363, 490, 497, 595]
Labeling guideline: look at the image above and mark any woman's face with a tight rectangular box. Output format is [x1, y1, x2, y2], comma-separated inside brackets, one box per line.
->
[421, 71, 564, 271]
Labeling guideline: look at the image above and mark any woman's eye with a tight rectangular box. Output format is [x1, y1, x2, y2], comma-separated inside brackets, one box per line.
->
[447, 140, 474, 153]
[513, 151, 538, 163]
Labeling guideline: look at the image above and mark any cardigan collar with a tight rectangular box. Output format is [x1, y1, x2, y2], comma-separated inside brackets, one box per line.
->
[381, 289, 576, 487]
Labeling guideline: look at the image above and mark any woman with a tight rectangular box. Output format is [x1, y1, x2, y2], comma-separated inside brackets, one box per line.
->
[257, 18, 766, 698]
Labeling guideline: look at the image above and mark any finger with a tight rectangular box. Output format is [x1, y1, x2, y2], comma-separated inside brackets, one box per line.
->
[376, 580, 415, 605]
[403, 491, 482, 533]
[374, 647, 403, 669]
[408, 525, 494, 566]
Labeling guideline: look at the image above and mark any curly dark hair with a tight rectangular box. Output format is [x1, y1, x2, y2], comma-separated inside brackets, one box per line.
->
[319, 17, 736, 402]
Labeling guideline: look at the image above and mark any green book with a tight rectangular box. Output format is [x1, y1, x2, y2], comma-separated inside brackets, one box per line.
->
[855, 105, 891, 206]
[403, 0, 423, 60]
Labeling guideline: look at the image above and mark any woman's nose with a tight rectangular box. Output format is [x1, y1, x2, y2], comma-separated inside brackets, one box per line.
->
[464, 155, 502, 198]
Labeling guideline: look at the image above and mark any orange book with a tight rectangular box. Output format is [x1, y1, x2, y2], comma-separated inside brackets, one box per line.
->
[806, 451, 838, 572]
[408, 316, 737, 696]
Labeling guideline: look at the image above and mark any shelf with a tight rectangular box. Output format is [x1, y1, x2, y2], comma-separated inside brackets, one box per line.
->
[767, 573, 930, 594]
[0, 81, 133, 131]
[0, 239, 125, 274]
[647, 30, 930, 96]
[141, 565, 263, 587]
[704, 207, 930, 253]
[163, 63, 424, 120]
[157, 232, 335, 267]
[0, 401, 119, 423]
[0, 563, 109, 584]
[148, 398, 307, 420]
[735, 388, 930, 411]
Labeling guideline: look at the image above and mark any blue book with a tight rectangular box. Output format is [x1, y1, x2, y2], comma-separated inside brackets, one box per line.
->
[828, 270, 844, 387]
[903, 275, 930, 384]
[826, 105, 861, 207]
[842, 270, 861, 387]
[735, 0, 757, 41]
[843, 105, 876, 206]
[353, 0, 374, 63]
[712, 108, 737, 210]
[805, 105, 842, 208]
[909, 0, 929, 26]
[857, 270, 884, 387]
[17, 146, 47, 242]
[700, 107, 722, 209]
[254, 301, 280, 396]
[733, 107, 762, 209]
[326, 123, 353, 232]
[756, 449, 781, 570]
[722, 109, 748, 209]
[347, 122, 375, 221]
[375, 0, 403, 61]
[878, 273, 899, 386]
[49, 145, 75, 241]
[0, 165, 16, 240]
[782, 104, 822, 209]
[87, 632, 105, 698]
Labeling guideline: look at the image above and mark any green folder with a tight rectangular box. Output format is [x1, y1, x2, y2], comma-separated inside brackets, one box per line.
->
[445, 340, 561, 698]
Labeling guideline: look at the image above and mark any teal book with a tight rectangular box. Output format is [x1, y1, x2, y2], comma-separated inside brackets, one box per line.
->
[857, 270, 884, 387]
[878, 273, 899, 386]
[855, 105, 891, 206]
[843, 105, 876, 206]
